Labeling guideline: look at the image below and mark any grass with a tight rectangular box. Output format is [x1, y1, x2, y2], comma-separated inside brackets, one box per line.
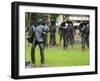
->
[25, 32, 89, 67]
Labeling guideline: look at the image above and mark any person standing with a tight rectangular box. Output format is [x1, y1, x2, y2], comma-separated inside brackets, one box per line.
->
[59, 22, 68, 50]
[66, 22, 75, 48]
[30, 19, 47, 66]
[79, 22, 89, 51]
[49, 21, 56, 46]
[58, 22, 64, 45]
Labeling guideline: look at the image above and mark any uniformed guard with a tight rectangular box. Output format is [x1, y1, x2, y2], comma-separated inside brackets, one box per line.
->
[79, 22, 89, 51]
[66, 22, 75, 48]
[30, 19, 47, 66]
[58, 22, 64, 45]
[49, 21, 56, 46]
[59, 22, 68, 50]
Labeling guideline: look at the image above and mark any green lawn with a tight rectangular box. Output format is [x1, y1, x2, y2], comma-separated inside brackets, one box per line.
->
[25, 32, 89, 67]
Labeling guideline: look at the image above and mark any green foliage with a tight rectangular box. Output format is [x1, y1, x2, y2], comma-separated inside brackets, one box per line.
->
[50, 14, 59, 22]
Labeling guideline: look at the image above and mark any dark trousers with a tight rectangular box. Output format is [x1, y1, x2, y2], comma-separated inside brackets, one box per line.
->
[63, 35, 73, 49]
[67, 35, 74, 47]
[81, 36, 89, 51]
[59, 33, 63, 45]
[31, 40, 44, 64]
[62, 35, 68, 50]
[50, 33, 56, 46]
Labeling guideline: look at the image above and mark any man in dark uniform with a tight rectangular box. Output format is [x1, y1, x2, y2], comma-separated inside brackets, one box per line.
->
[66, 22, 75, 48]
[79, 22, 89, 51]
[58, 22, 64, 45]
[86, 23, 89, 47]
[49, 21, 56, 46]
[59, 22, 68, 50]
[30, 19, 47, 65]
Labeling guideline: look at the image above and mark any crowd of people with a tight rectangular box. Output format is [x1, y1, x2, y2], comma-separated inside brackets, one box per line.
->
[27, 19, 89, 65]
